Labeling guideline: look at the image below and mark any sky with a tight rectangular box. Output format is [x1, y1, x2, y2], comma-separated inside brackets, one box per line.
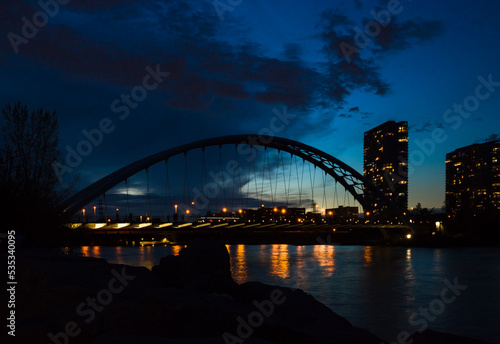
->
[1, 0, 500, 212]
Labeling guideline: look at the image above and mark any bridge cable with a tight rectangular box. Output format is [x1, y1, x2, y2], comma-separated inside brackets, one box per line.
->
[252, 147, 259, 208]
[185, 152, 190, 214]
[125, 178, 130, 220]
[245, 147, 251, 209]
[334, 181, 339, 209]
[146, 167, 151, 218]
[308, 163, 316, 208]
[221, 147, 227, 210]
[216, 147, 220, 212]
[201, 148, 206, 213]
[231, 145, 237, 211]
[260, 149, 267, 206]
[273, 150, 280, 207]
[287, 153, 293, 207]
[237, 145, 243, 211]
[343, 187, 347, 208]
[296, 158, 305, 208]
[322, 171, 327, 210]
[104, 192, 108, 221]
[165, 159, 171, 221]
[281, 152, 289, 207]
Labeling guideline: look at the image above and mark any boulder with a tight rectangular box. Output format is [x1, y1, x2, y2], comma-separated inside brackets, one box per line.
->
[409, 329, 494, 344]
[151, 239, 237, 294]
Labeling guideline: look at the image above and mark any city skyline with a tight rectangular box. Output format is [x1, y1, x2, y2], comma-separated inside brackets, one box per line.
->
[1, 0, 500, 209]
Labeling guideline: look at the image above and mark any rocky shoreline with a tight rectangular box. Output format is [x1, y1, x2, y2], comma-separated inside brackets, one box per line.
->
[11, 240, 494, 343]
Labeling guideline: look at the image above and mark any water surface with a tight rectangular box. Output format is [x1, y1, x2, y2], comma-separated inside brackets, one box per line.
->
[77, 245, 500, 343]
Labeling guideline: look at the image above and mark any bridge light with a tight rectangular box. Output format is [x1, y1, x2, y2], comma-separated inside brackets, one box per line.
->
[186, 209, 190, 214]
[222, 208, 227, 213]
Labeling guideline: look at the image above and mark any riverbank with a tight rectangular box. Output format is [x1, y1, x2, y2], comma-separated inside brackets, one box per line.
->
[11, 241, 495, 343]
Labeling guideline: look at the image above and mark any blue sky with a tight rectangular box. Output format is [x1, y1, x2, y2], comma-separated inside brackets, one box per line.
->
[1, 0, 500, 211]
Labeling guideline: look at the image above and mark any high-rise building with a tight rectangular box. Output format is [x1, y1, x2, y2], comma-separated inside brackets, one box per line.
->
[363, 121, 409, 217]
[445, 140, 500, 217]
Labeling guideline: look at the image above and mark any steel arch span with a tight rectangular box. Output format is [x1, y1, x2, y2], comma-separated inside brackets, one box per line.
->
[60, 134, 412, 230]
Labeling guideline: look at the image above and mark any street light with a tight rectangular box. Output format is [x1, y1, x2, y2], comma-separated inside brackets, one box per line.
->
[174, 204, 178, 214]
[82, 208, 85, 222]
[93, 206, 96, 222]
[222, 207, 227, 213]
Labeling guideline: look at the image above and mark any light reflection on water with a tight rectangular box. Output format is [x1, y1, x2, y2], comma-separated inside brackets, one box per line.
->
[77, 245, 500, 343]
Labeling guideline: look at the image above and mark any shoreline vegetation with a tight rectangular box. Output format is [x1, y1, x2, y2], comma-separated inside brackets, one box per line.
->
[12, 240, 494, 344]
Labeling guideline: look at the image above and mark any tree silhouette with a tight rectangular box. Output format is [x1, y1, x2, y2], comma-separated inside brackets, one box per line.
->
[0, 102, 76, 237]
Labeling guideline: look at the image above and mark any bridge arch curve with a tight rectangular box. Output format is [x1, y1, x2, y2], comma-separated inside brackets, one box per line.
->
[61, 134, 412, 230]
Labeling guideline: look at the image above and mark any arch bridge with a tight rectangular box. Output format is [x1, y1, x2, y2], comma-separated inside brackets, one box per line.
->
[60, 134, 413, 232]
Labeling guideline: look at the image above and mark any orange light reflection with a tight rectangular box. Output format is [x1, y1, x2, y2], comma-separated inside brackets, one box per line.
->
[363, 246, 373, 267]
[312, 245, 335, 276]
[270, 244, 290, 279]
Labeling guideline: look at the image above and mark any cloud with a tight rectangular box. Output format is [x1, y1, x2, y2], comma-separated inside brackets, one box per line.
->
[343, 106, 371, 119]
[413, 121, 445, 133]
[371, 17, 444, 53]
[1, 0, 446, 185]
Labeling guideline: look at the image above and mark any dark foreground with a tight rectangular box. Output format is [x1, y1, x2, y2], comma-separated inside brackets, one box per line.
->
[10, 241, 495, 344]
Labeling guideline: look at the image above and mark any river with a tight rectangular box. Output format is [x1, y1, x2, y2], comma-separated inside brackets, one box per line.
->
[76, 245, 500, 343]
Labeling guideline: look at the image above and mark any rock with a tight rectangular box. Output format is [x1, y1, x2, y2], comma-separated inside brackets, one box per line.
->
[92, 333, 276, 343]
[408, 329, 494, 344]
[231, 281, 382, 344]
[151, 239, 237, 294]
